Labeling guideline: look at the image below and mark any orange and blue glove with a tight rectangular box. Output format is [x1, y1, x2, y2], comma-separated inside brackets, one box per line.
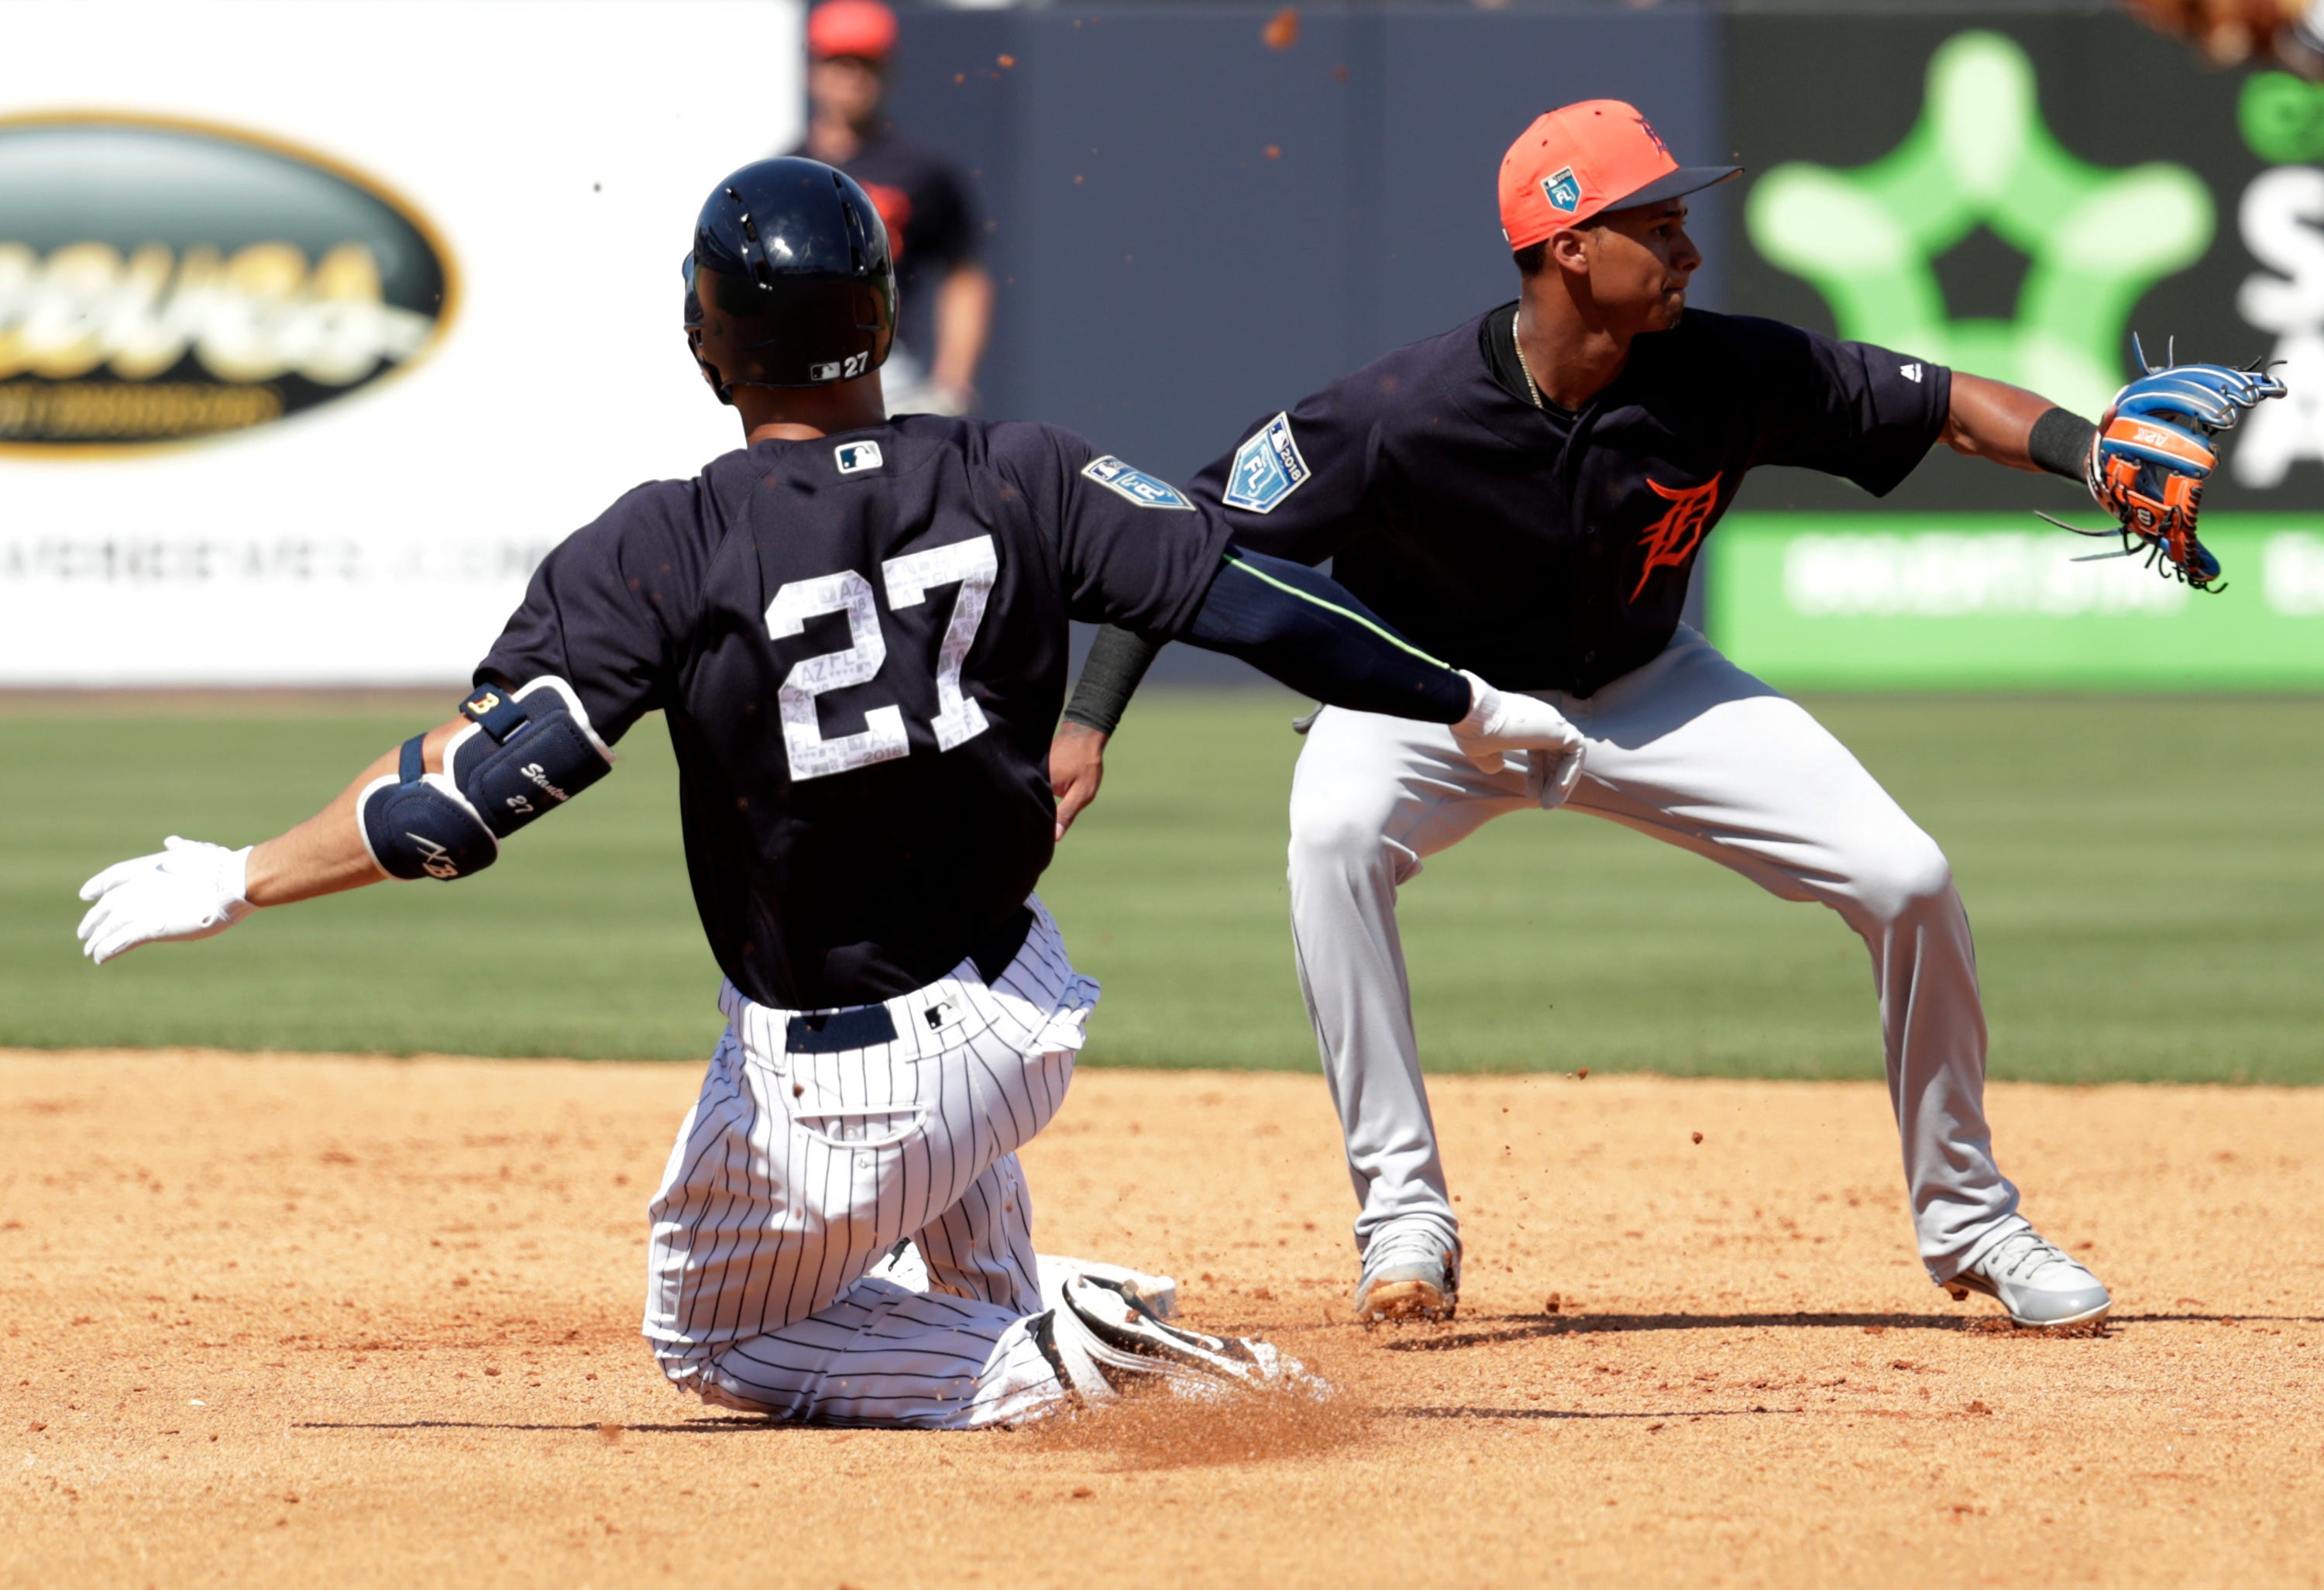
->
[2060, 346, 2287, 590]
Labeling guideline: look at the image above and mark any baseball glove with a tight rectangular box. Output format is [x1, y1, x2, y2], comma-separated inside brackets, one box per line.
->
[2040, 340, 2288, 591]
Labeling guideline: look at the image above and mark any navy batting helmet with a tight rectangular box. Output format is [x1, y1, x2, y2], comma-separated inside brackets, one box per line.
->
[683, 157, 897, 402]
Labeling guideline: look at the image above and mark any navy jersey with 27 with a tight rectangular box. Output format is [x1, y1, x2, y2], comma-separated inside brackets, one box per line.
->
[476, 415, 1230, 1011]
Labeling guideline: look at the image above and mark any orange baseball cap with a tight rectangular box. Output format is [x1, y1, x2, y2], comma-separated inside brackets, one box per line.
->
[808, 0, 899, 60]
[1498, 101, 1740, 250]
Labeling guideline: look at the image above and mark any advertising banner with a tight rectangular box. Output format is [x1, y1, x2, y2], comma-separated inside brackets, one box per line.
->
[1720, 14, 2324, 686]
[1715, 514, 2324, 689]
[0, 1, 798, 685]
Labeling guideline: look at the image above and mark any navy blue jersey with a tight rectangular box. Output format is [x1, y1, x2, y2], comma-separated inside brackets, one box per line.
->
[1187, 304, 1950, 696]
[478, 416, 1229, 1010]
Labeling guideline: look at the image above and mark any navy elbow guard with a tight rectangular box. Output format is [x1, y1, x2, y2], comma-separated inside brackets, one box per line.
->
[357, 677, 614, 881]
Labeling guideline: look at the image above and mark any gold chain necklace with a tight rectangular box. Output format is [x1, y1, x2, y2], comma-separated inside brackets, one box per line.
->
[1512, 309, 1545, 410]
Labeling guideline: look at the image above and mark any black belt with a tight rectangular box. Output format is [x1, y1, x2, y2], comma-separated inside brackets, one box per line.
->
[786, 907, 1034, 1055]
[786, 1005, 901, 1053]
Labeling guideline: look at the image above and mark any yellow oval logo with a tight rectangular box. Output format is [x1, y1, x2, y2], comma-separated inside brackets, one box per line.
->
[0, 112, 457, 453]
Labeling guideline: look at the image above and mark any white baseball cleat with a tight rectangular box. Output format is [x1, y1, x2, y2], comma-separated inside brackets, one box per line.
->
[1944, 1223, 2112, 1328]
[865, 1242, 1180, 1321]
[1037, 1254, 1179, 1320]
[1043, 1275, 1317, 1401]
[1353, 1248, 1459, 1323]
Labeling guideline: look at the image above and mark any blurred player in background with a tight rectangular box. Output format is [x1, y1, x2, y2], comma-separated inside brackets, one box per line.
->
[796, 0, 992, 416]
[2122, 0, 2324, 71]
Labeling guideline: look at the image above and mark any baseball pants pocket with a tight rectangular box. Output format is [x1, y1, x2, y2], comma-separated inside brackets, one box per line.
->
[779, 1048, 933, 1151]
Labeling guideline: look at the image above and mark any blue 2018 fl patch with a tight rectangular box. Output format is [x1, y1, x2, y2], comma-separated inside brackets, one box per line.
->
[1222, 413, 1311, 515]
[1081, 456, 1194, 509]
[1542, 167, 1581, 214]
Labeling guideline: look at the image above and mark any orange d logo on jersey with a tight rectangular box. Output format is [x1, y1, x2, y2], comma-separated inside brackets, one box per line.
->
[1629, 473, 1721, 601]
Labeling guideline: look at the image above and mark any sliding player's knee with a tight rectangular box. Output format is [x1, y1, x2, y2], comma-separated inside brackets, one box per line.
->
[660, 1349, 787, 1415]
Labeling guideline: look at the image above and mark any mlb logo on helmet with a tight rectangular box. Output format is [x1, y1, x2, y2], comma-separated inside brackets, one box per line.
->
[1541, 167, 1582, 215]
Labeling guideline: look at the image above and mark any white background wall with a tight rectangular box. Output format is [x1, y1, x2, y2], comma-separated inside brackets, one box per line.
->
[0, 0, 803, 684]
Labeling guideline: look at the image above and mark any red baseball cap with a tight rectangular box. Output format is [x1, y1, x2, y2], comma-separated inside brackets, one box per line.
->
[1498, 101, 1739, 250]
[808, 0, 899, 60]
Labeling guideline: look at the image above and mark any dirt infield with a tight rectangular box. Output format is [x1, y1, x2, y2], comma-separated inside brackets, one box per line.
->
[5, 1051, 2321, 1588]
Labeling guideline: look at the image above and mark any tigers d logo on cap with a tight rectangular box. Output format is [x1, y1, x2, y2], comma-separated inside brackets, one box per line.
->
[1497, 100, 1741, 250]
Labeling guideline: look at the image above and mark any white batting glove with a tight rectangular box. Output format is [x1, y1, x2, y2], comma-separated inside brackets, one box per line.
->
[76, 837, 258, 965]
[1451, 671, 1587, 804]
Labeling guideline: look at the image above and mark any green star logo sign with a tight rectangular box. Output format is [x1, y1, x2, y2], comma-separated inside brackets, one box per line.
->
[1745, 31, 2214, 420]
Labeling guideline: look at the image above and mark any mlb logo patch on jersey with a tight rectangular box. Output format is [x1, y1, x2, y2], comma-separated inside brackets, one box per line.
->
[1541, 167, 1582, 215]
[1222, 413, 1311, 515]
[834, 440, 885, 474]
[1081, 455, 1193, 510]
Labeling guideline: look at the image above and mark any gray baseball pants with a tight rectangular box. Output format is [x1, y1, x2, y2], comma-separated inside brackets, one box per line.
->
[1286, 626, 2020, 1285]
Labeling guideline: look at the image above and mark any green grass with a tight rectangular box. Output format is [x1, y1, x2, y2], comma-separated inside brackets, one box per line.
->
[5, 692, 2321, 1082]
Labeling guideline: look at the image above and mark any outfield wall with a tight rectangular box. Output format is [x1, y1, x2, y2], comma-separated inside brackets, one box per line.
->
[3, 3, 2321, 688]
[1715, 15, 2324, 687]
[0, 0, 795, 686]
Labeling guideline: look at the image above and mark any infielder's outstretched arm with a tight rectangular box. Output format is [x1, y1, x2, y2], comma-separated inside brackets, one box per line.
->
[1051, 360, 2278, 834]
[1947, 363, 2284, 589]
[1940, 372, 2081, 471]
[1057, 379, 2077, 767]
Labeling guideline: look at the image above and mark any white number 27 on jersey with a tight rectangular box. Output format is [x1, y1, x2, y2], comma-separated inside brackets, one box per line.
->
[763, 535, 999, 783]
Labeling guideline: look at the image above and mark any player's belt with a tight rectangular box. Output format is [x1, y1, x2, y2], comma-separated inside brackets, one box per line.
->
[786, 1006, 899, 1053]
[775, 906, 1035, 1055]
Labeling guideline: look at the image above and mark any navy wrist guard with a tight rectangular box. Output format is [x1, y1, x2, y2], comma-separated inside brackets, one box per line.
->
[1063, 625, 1163, 735]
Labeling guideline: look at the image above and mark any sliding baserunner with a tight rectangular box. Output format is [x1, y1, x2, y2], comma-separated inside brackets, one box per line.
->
[74, 157, 1583, 1425]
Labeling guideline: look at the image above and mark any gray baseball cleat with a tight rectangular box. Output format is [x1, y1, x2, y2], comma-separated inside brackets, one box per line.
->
[1353, 1248, 1459, 1323]
[1944, 1223, 2112, 1328]
[1043, 1275, 1315, 1400]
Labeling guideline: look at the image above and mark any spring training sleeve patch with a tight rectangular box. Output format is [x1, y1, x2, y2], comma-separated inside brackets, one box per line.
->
[1184, 373, 1387, 566]
[1004, 425, 1231, 633]
[1220, 413, 1312, 514]
[1079, 456, 1194, 510]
